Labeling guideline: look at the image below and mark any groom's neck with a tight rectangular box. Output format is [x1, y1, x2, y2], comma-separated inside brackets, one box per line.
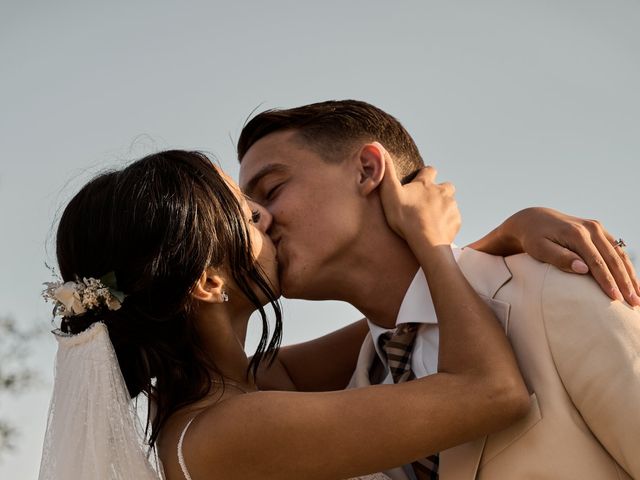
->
[348, 238, 421, 329]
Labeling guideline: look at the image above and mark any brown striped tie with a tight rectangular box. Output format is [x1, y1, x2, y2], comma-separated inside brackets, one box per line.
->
[379, 323, 439, 480]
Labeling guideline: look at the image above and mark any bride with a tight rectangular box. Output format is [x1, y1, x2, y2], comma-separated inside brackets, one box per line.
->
[38, 150, 629, 480]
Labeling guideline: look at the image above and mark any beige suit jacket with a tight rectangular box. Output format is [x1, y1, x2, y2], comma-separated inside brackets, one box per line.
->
[348, 249, 640, 479]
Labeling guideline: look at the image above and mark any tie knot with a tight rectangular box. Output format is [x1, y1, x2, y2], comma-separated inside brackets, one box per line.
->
[378, 323, 419, 383]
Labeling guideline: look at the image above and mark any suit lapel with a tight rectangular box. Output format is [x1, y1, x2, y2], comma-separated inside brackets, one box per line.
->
[439, 438, 487, 480]
[457, 248, 512, 299]
[439, 248, 513, 479]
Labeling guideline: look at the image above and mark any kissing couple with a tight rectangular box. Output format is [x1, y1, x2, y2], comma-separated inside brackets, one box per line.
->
[39, 100, 640, 480]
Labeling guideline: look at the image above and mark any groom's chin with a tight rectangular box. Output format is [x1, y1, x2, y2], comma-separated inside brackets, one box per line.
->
[278, 274, 305, 300]
[278, 280, 296, 299]
[277, 264, 321, 300]
[279, 282, 327, 302]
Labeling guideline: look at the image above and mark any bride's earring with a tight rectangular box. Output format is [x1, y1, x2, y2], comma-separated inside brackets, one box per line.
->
[221, 290, 229, 302]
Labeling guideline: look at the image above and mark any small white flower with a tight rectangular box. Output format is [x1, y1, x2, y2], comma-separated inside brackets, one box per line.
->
[42, 275, 125, 317]
[54, 282, 86, 315]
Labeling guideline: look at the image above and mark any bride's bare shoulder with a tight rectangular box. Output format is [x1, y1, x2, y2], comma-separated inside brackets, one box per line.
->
[157, 393, 258, 479]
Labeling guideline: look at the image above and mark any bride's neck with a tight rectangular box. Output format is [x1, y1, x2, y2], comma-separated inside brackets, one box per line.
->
[195, 305, 255, 387]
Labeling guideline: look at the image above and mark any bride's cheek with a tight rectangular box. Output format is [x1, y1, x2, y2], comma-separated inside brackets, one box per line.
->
[251, 233, 266, 261]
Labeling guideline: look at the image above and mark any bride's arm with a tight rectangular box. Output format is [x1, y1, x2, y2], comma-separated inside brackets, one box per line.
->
[469, 207, 640, 306]
[254, 318, 369, 391]
[258, 211, 638, 393]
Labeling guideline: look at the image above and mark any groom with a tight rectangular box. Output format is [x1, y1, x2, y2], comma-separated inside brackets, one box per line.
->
[237, 100, 640, 479]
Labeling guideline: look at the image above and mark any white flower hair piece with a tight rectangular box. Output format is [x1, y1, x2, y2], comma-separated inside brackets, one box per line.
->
[42, 272, 126, 317]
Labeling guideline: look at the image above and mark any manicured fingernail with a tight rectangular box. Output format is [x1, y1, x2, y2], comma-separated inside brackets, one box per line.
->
[571, 260, 589, 274]
[630, 292, 640, 307]
[612, 288, 624, 302]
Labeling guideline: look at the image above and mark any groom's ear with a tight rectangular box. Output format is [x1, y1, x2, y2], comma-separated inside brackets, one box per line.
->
[356, 142, 387, 196]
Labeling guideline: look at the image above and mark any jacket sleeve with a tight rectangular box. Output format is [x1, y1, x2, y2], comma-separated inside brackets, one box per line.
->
[542, 266, 640, 478]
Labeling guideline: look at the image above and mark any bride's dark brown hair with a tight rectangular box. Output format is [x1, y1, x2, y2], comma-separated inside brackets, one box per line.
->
[55, 150, 282, 448]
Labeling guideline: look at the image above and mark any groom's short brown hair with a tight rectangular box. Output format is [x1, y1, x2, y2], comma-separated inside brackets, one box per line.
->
[237, 100, 425, 183]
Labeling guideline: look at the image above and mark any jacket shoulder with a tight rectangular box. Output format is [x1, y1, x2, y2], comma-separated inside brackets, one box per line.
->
[540, 259, 640, 477]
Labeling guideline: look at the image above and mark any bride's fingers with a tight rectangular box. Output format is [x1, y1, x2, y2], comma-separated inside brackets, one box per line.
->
[439, 181, 456, 195]
[601, 229, 640, 298]
[379, 151, 403, 200]
[581, 224, 640, 305]
[413, 165, 437, 184]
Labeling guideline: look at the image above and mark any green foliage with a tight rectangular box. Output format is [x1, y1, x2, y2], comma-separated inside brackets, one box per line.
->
[0, 316, 42, 459]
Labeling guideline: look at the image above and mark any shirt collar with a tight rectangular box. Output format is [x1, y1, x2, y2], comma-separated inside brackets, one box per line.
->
[367, 246, 462, 362]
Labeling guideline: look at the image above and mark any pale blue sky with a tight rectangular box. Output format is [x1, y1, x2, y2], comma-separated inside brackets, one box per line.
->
[1, 1, 638, 477]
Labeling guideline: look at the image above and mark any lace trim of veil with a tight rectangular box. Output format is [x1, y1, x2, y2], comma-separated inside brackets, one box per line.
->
[38, 322, 160, 480]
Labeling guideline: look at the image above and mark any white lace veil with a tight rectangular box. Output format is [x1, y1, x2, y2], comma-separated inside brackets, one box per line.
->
[38, 322, 161, 480]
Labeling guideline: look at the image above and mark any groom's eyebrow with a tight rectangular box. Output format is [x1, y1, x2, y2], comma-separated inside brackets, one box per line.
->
[242, 164, 289, 197]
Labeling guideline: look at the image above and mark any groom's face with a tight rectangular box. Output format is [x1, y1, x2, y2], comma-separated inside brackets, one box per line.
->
[239, 129, 364, 300]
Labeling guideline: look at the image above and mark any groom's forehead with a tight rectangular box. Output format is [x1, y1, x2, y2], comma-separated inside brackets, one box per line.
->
[239, 131, 316, 190]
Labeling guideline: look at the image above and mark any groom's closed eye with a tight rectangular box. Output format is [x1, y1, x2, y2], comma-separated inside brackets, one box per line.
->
[263, 182, 284, 201]
[251, 176, 288, 204]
